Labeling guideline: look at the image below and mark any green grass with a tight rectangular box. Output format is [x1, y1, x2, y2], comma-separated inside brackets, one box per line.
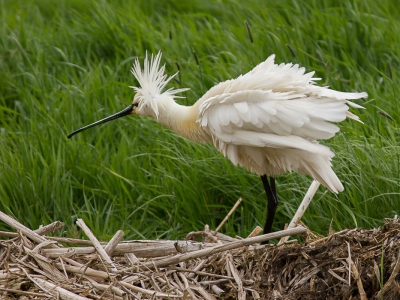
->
[0, 0, 399, 241]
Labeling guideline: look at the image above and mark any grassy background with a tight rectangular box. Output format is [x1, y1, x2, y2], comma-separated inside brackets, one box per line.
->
[0, 0, 399, 241]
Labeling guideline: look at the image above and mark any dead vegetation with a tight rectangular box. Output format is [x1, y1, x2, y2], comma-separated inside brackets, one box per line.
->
[0, 209, 399, 299]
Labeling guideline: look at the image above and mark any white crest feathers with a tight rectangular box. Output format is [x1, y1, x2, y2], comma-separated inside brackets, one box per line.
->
[130, 52, 189, 118]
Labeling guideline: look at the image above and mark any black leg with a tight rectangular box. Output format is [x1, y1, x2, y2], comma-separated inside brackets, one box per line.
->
[260, 175, 278, 236]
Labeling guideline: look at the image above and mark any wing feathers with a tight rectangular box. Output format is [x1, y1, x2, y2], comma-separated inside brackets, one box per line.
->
[199, 89, 358, 141]
[196, 54, 366, 192]
[228, 105, 240, 125]
[217, 130, 334, 157]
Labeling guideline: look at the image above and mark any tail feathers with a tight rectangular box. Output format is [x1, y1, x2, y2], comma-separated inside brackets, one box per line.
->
[299, 156, 344, 193]
[346, 111, 363, 123]
[314, 88, 367, 101]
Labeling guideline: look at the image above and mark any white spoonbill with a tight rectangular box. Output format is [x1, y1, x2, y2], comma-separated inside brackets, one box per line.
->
[68, 52, 366, 235]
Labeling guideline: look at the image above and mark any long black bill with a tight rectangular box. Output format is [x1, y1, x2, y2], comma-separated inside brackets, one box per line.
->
[67, 104, 134, 139]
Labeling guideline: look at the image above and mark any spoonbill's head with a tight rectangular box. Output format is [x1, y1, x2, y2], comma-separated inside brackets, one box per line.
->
[67, 52, 188, 139]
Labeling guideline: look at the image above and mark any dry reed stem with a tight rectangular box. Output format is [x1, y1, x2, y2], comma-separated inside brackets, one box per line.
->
[0, 222, 64, 239]
[211, 284, 225, 295]
[0, 212, 56, 247]
[191, 284, 217, 300]
[211, 231, 238, 243]
[327, 269, 348, 284]
[119, 227, 306, 273]
[25, 248, 66, 282]
[104, 230, 124, 255]
[54, 262, 109, 279]
[247, 226, 263, 238]
[35, 221, 65, 236]
[227, 252, 245, 299]
[186, 259, 206, 279]
[119, 280, 181, 298]
[278, 180, 320, 245]
[167, 266, 237, 280]
[214, 197, 243, 234]
[32, 276, 90, 300]
[124, 252, 139, 266]
[0, 267, 32, 280]
[0, 287, 48, 297]
[42, 240, 216, 258]
[346, 241, 367, 300]
[178, 272, 198, 299]
[83, 275, 126, 297]
[75, 219, 117, 273]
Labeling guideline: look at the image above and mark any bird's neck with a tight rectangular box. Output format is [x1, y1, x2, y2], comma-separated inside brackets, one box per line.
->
[156, 98, 211, 143]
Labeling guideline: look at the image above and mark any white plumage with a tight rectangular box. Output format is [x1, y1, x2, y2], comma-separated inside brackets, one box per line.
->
[68, 51, 367, 234]
[194, 55, 366, 193]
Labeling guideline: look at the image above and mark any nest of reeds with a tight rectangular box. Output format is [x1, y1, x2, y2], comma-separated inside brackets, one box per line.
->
[1, 209, 399, 300]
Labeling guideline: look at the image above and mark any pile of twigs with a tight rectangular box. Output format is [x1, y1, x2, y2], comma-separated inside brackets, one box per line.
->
[0, 210, 304, 299]
[1, 208, 400, 299]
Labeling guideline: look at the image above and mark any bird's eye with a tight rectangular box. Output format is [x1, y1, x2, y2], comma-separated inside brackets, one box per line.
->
[133, 103, 139, 107]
